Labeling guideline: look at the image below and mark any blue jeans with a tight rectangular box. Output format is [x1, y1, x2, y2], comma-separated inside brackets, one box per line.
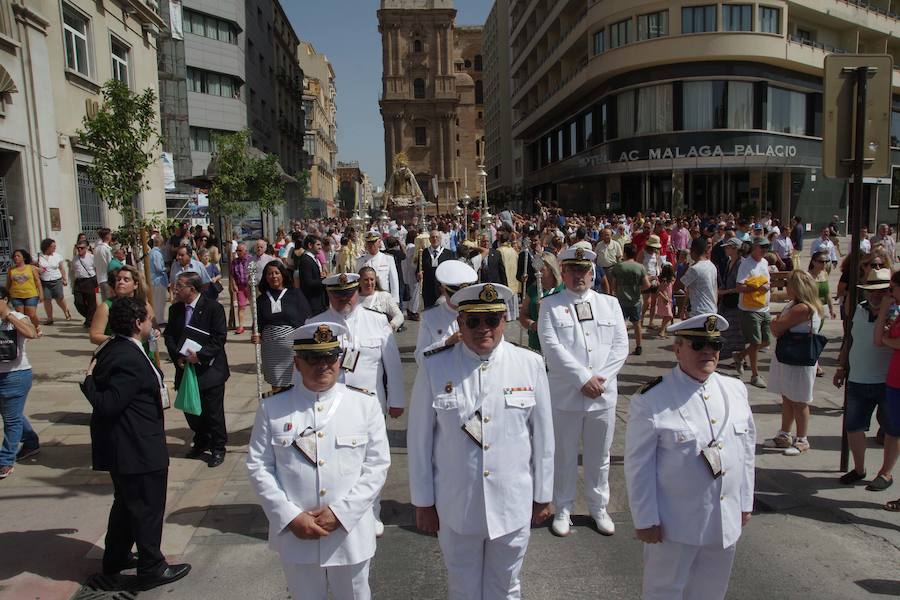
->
[0, 369, 36, 466]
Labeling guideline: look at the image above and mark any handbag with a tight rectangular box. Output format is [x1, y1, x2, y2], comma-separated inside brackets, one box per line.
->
[775, 307, 827, 366]
[75, 258, 98, 294]
[174, 363, 202, 416]
[0, 327, 18, 361]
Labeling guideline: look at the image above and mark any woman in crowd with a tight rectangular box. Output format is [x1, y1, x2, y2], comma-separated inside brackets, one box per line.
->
[0, 286, 40, 479]
[638, 235, 664, 324]
[519, 252, 563, 352]
[836, 249, 892, 319]
[229, 243, 250, 334]
[765, 270, 825, 456]
[37, 238, 72, 325]
[251, 261, 311, 392]
[321, 235, 336, 275]
[357, 266, 404, 331]
[107, 245, 126, 275]
[718, 238, 745, 362]
[198, 247, 222, 301]
[809, 251, 837, 323]
[89, 265, 157, 360]
[6, 249, 43, 336]
[875, 270, 900, 509]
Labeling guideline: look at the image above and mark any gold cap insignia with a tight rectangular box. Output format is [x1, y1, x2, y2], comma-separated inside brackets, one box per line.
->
[479, 284, 499, 303]
[705, 316, 717, 333]
[575, 248, 585, 260]
[339, 273, 348, 285]
[314, 324, 332, 344]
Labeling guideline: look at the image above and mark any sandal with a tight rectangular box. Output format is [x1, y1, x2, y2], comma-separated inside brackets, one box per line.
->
[885, 499, 900, 512]
[783, 439, 810, 456]
[865, 474, 894, 492]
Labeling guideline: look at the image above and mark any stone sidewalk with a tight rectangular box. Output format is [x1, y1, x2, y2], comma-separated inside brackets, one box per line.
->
[0, 275, 898, 599]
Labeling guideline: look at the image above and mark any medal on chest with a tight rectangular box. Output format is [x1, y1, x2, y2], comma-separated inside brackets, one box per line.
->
[575, 301, 594, 322]
[341, 349, 360, 372]
[461, 410, 483, 447]
[293, 427, 319, 465]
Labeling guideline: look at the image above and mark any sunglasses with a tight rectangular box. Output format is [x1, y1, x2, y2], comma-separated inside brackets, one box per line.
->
[872, 262, 885, 267]
[464, 314, 503, 329]
[302, 353, 340, 365]
[689, 339, 724, 352]
[331, 288, 357, 297]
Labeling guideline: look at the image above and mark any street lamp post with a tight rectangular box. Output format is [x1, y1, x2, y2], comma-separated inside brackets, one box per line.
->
[477, 164, 490, 237]
[461, 192, 471, 239]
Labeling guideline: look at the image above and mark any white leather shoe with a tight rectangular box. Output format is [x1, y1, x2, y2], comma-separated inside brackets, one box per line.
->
[593, 509, 615, 536]
[551, 510, 572, 537]
[374, 520, 385, 538]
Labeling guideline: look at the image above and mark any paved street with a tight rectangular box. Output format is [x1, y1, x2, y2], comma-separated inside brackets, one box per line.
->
[1, 281, 899, 599]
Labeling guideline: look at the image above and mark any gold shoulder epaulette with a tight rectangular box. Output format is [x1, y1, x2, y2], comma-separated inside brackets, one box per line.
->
[638, 376, 663, 395]
[424, 344, 453, 357]
[261, 384, 294, 399]
[347, 384, 375, 396]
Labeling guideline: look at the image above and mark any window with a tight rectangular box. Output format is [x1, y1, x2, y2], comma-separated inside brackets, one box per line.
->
[63, 4, 91, 77]
[184, 10, 237, 44]
[609, 19, 631, 48]
[767, 86, 806, 135]
[77, 167, 104, 236]
[723, 5, 752, 31]
[584, 110, 594, 146]
[636, 84, 673, 134]
[413, 39, 423, 53]
[593, 30, 605, 55]
[682, 81, 725, 129]
[796, 28, 813, 42]
[413, 78, 425, 99]
[415, 126, 427, 146]
[727, 81, 753, 129]
[759, 7, 781, 34]
[474, 55, 483, 71]
[617, 91, 635, 137]
[569, 121, 578, 155]
[110, 38, 130, 85]
[190, 127, 231, 153]
[475, 80, 484, 104]
[304, 133, 316, 156]
[187, 68, 238, 98]
[637, 11, 668, 40]
[682, 5, 717, 33]
[891, 111, 900, 148]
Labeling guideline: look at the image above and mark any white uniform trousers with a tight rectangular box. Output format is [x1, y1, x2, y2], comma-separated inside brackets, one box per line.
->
[281, 560, 371, 600]
[151, 284, 168, 325]
[437, 525, 530, 600]
[552, 407, 615, 514]
[642, 541, 737, 600]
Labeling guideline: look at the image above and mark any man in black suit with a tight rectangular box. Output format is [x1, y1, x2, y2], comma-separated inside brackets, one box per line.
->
[82, 298, 190, 590]
[164, 272, 230, 467]
[416, 229, 455, 309]
[477, 232, 508, 285]
[297, 234, 328, 315]
[516, 227, 541, 292]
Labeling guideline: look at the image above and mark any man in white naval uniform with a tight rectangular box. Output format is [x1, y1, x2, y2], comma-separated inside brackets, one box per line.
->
[408, 283, 554, 600]
[538, 247, 628, 537]
[309, 272, 403, 537]
[625, 313, 756, 600]
[414, 260, 478, 364]
[357, 232, 401, 304]
[246, 322, 390, 600]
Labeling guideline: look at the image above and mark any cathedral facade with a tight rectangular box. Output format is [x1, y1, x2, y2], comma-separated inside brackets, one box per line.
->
[378, 0, 484, 214]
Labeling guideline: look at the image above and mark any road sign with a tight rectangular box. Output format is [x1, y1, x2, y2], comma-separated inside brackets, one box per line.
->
[822, 54, 893, 179]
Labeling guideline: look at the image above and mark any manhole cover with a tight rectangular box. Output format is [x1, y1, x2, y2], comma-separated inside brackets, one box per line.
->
[71, 574, 138, 600]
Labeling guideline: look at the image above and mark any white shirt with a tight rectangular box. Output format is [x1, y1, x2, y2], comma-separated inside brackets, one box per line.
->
[73, 253, 96, 279]
[37, 253, 65, 282]
[679, 259, 719, 317]
[94, 241, 112, 284]
[356, 252, 400, 304]
[0, 311, 30, 372]
[736, 256, 770, 312]
[414, 297, 458, 363]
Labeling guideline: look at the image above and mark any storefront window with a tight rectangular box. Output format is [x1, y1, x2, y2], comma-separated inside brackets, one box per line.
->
[636, 84, 673, 135]
[767, 86, 806, 135]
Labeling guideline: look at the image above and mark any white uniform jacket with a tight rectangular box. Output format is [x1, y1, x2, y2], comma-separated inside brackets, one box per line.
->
[414, 297, 458, 364]
[310, 306, 404, 412]
[407, 339, 554, 540]
[246, 382, 390, 567]
[625, 368, 756, 548]
[357, 251, 401, 304]
[538, 288, 629, 411]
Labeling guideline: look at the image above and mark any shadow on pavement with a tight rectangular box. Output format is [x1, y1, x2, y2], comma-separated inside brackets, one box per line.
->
[0, 528, 98, 583]
[166, 504, 268, 541]
[855, 579, 900, 596]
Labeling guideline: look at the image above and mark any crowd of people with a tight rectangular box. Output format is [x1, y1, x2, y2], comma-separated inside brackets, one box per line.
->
[0, 206, 898, 597]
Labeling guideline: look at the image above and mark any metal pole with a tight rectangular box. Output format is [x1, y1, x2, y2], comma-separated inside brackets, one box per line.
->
[248, 259, 264, 400]
[840, 66, 868, 472]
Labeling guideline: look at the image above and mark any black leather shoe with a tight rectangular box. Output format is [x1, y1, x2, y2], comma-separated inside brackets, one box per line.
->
[132, 563, 191, 591]
[208, 451, 225, 468]
[102, 552, 139, 575]
[185, 446, 207, 460]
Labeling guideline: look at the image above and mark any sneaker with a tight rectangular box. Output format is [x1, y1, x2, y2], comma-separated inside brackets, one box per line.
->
[16, 446, 40, 461]
[633, 346, 643, 356]
[0, 465, 13, 479]
[593, 509, 615, 536]
[749, 375, 767, 389]
[551, 510, 572, 537]
[783, 439, 810, 456]
[763, 432, 793, 448]
[732, 352, 744, 376]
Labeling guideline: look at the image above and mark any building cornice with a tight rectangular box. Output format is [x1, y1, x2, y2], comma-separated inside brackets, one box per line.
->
[12, 2, 50, 35]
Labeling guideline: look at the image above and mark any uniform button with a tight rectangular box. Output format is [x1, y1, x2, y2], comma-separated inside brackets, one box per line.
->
[717, 442, 724, 449]
[282, 439, 290, 446]
[703, 394, 710, 401]
[483, 444, 490, 450]
[711, 418, 717, 424]
[587, 347, 593, 352]
[588, 365, 593, 369]
[483, 416, 491, 423]
[720, 495, 725, 501]
[352, 440, 358, 447]
[317, 432, 324, 438]
[585, 332, 591, 336]
[480, 363, 488, 371]
[678, 435, 685, 442]
[316, 405, 323, 412]
[483, 471, 490, 477]
[318, 459, 325, 466]
[320, 489, 327, 496]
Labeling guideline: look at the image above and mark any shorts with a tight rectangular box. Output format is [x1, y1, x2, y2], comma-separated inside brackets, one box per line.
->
[844, 382, 887, 433]
[41, 278, 65, 300]
[235, 285, 250, 308]
[11, 296, 39, 308]
[740, 310, 771, 345]
[620, 302, 642, 323]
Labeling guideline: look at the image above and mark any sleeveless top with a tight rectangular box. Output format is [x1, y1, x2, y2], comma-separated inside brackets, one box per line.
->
[8, 265, 38, 299]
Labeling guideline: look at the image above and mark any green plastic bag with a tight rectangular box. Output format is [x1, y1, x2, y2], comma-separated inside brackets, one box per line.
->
[175, 363, 202, 416]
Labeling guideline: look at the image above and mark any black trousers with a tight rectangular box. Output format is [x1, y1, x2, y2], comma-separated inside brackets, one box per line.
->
[73, 280, 97, 324]
[105, 469, 168, 576]
[184, 383, 227, 452]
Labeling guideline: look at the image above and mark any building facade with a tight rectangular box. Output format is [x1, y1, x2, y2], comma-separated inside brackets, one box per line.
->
[508, 0, 900, 230]
[484, 0, 520, 205]
[299, 40, 338, 218]
[377, 0, 485, 213]
[0, 0, 166, 276]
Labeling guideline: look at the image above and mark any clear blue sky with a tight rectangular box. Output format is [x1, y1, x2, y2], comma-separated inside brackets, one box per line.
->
[283, 0, 491, 188]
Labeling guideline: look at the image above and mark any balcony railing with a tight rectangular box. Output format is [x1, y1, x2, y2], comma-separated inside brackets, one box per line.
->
[512, 8, 588, 98]
[787, 34, 849, 54]
[839, 0, 900, 19]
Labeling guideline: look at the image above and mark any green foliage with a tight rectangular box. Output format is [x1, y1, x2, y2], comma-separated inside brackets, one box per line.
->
[76, 79, 161, 232]
[112, 211, 173, 248]
[207, 129, 286, 220]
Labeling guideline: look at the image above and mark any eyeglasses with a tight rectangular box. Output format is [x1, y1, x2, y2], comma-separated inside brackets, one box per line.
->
[331, 288, 357, 297]
[302, 353, 340, 366]
[173, 283, 191, 290]
[464, 314, 503, 329]
[689, 339, 724, 352]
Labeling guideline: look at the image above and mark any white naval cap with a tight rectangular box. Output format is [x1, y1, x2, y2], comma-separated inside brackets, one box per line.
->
[666, 313, 730, 338]
[436, 260, 478, 288]
[290, 322, 348, 353]
[450, 282, 514, 313]
[558, 246, 596, 266]
[323, 272, 360, 291]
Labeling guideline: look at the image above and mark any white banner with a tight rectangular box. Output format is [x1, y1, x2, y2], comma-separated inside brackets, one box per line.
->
[161, 152, 176, 190]
[170, 0, 184, 40]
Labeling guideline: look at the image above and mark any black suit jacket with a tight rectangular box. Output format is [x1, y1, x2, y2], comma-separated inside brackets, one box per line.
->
[164, 295, 230, 391]
[298, 252, 328, 315]
[417, 246, 455, 306]
[516, 249, 538, 291]
[81, 336, 169, 474]
[480, 249, 508, 285]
